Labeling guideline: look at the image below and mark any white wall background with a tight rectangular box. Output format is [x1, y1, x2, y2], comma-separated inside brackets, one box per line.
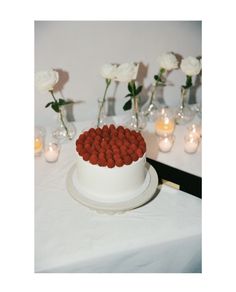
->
[35, 21, 201, 127]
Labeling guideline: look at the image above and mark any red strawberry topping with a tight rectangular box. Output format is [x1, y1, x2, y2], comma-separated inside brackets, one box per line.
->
[136, 148, 143, 158]
[107, 158, 115, 168]
[89, 154, 98, 165]
[115, 158, 124, 167]
[76, 124, 146, 167]
[83, 152, 90, 161]
[123, 155, 132, 165]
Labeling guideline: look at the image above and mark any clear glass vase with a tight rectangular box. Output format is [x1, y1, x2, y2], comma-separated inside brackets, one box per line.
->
[175, 87, 195, 125]
[96, 98, 107, 127]
[142, 83, 159, 122]
[127, 97, 147, 131]
[52, 107, 76, 143]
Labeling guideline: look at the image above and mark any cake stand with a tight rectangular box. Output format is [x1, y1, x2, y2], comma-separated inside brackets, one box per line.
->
[66, 162, 159, 214]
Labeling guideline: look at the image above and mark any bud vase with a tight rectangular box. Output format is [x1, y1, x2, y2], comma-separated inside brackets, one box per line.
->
[128, 97, 146, 131]
[142, 83, 159, 122]
[96, 98, 108, 127]
[175, 87, 194, 125]
[52, 106, 76, 143]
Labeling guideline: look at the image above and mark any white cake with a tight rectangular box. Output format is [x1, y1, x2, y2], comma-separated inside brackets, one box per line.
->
[75, 125, 149, 203]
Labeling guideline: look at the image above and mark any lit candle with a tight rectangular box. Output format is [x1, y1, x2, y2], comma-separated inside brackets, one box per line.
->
[155, 108, 175, 136]
[44, 143, 59, 162]
[35, 137, 43, 156]
[158, 135, 174, 152]
[187, 123, 201, 139]
[184, 133, 199, 154]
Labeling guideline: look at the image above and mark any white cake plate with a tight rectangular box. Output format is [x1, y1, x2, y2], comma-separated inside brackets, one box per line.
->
[66, 162, 159, 214]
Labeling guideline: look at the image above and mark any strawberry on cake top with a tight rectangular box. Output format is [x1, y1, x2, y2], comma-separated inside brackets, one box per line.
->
[76, 125, 146, 168]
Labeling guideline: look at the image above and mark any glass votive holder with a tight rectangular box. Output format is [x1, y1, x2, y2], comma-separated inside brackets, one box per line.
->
[158, 135, 175, 153]
[155, 107, 175, 137]
[35, 128, 44, 156]
[184, 132, 199, 154]
[44, 142, 60, 162]
[187, 123, 201, 139]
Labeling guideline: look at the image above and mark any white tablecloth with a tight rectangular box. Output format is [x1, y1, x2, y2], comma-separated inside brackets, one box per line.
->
[35, 124, 201, 273]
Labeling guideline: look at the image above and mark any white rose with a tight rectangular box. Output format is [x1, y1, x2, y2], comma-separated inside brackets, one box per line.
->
[180, 56, 201, 76]
[100, 63, 117, 79]
[158, 53, 178, 71]
[35, 69, 59, 91]
[115, 63, 139, 82]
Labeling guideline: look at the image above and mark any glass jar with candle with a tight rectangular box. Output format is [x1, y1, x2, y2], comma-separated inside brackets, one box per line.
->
[44, 142, 60, 162]
[158, 135, 175, 153]
[155, 107, 175, 137]
[187, 123, 201, 139]
[34, 127, 45, 156]
[184, 132, 199, 154]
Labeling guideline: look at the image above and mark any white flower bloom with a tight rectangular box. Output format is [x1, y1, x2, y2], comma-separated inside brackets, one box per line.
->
[115, 63, 139, 82]
[158, 53, 178, 71]
[35, 69, 59, 91]
[100, 63, 117, 79]
[180, 56, 202, 76]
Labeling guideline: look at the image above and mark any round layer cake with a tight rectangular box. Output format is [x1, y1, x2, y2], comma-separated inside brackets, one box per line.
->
[75, 124, 149, 203]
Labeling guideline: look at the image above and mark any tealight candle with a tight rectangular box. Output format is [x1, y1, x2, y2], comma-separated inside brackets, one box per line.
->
[44, 143, 59, 162]
[155, 108, 175, 137]
[35, 127, 45, 156]
[34, 137, 43, 156]
[184, 133, 199, 154]
[158, 135, 174, 152]
[187, 123, 201, 139]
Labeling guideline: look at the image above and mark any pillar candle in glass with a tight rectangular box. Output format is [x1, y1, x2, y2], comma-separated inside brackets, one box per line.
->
[34, 127, 44, 156]
[158, 135, 174, 153]
[155, 108, 175, 137]
[184, 132, 199, 154]
[44, 142, 60, 162]
[187, 123, 201, 139]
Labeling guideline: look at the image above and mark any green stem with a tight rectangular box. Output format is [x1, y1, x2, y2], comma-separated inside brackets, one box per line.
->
[49, 90, 57, 103]
[149, 81, 158, 106]
[129, 81, 140, 129]
[49, 90, 71, 139]
[97, 79, 111, 127]
[149, 69, 165, 106]
[134, 97, 139, 130]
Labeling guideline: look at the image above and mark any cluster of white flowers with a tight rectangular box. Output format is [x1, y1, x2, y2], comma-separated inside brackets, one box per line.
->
[157, 53, 201, 76]
[35, 54, 202, 104]
[35, 54, 201, 93]
[100, 62, 139, 83]
[35, 69, 59, 92]
[180, 56, 201, 76]
[157, 53, 178, 71]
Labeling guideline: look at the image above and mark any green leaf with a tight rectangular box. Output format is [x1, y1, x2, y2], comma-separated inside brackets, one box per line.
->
[106, 78, 111, 86]
[160, 68, 165, 75]
[125, 93, 132, 98]
[51, 103, 60, 113]
[58, 98, 66, 106]
[123, 99, 132, 111]
[128, 82, 133, 93]
[183, 75, 192, 89]
[135, 85, 143, 96]
[45, 101, 53, 108]
[154, 75, 159, 81]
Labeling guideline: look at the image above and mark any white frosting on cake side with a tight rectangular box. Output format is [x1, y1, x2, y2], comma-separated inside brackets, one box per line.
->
[76, 154, 148, 203]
